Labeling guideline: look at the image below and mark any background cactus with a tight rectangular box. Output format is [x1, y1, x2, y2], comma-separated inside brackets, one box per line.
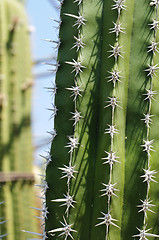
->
[0, 0, 37, 239]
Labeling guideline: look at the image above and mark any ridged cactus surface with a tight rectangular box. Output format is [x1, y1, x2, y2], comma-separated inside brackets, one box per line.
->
[21, 0, 159, 240]
[0, 0, 36, 239]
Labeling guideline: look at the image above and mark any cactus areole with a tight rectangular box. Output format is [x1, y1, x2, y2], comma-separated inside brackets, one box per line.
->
[44, 0, 159, 240]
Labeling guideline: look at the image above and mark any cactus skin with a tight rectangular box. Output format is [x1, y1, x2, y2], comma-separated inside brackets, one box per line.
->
[45, 0, 159, 240]
[0, 0, 36, 239]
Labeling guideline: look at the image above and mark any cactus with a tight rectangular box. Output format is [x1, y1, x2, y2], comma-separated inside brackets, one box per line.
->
[43, 0, 159, 239]
[0, 0, 37, 239]
[24, 0, 159, 239]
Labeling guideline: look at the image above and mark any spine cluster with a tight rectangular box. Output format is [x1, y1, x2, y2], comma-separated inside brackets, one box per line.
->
[133, 1, 159, 239]
[96, 1, 126, 239]
[48, 0, 86, 239]
[22, 0, 159, 239]
[22, 157, 51, 239]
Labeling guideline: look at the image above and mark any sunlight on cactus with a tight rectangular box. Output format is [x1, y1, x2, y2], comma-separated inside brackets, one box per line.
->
[21, 0, 159, 239]
[0, 0, 37, 239]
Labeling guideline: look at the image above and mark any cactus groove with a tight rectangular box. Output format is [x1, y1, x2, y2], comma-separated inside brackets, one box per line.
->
[44, 0, 159, 240]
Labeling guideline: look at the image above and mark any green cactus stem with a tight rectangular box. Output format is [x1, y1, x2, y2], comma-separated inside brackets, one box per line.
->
[0, 0, 36, 239]
[45, 0, 159, 239]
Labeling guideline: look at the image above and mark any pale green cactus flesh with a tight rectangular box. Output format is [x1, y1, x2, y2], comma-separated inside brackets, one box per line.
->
[0, 0, 37, 239]
[44, 0, 159, 240]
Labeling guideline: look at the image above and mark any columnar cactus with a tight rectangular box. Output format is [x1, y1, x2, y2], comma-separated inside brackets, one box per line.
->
[26, 0, 159, 239]
[0, 0, 36, 239]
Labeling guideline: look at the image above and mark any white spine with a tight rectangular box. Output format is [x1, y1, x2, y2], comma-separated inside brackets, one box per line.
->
[96, 1, 126, 239]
